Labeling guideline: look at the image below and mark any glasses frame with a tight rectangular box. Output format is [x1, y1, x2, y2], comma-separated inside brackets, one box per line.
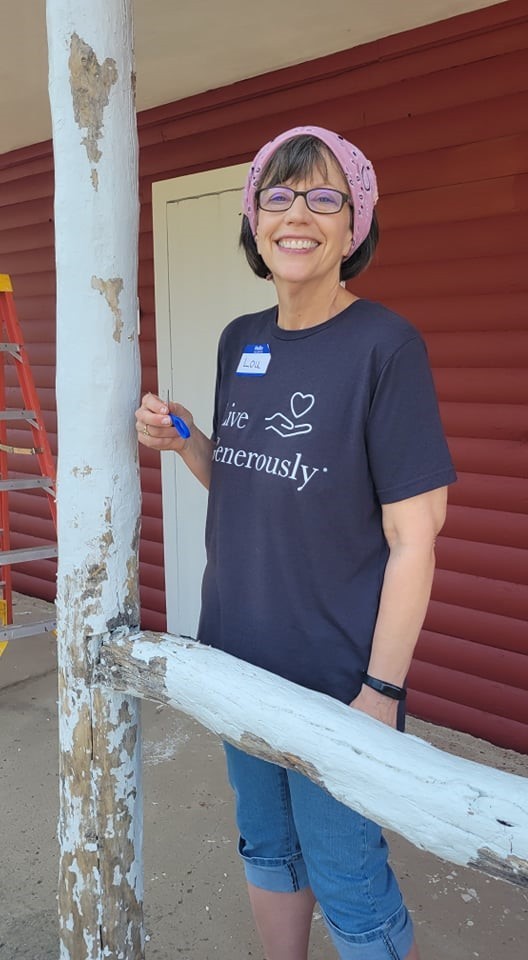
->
[256, 186, 351, 215]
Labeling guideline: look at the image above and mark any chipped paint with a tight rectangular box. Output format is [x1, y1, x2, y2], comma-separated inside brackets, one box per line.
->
[72, 465, 93, 478]
[58, 678, 101, 959]
[124, 517, 141, 626]
[69, 33, 118, 185]
[91, 686, 143, 955]
[239, 731, 326, 788]
[80, 562, 109, 608]
[91, 276, 124, 342]
[58, 617, 144, 957]
[468, 848, 528, 888]
[57, 523, 144, 956]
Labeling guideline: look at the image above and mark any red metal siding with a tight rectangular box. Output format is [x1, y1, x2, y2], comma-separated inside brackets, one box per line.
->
[0, 154, 57, 602]
[0, 0, 526, 749]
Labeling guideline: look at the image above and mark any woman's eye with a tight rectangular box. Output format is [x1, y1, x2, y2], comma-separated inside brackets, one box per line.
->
[312, 191, 339, 207]
[268, 191, 290, 203]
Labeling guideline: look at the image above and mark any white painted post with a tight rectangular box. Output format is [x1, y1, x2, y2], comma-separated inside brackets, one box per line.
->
[46, 2, 144, 957]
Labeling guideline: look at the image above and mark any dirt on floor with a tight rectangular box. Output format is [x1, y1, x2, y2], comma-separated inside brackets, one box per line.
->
[0, 593, 526, 960]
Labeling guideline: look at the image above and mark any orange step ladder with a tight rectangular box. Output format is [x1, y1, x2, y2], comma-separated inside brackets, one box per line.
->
[0, 274, 57, 651]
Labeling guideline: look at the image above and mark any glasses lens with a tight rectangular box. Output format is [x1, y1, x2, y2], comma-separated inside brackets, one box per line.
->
[258, 187, 295, 211]
[306, 189, 345, 213]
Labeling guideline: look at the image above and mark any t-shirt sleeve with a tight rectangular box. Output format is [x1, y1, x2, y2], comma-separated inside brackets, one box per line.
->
[366, 336, 456, 504]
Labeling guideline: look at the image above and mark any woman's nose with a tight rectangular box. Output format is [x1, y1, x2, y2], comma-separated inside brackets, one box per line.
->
[285, 195, 311, 220]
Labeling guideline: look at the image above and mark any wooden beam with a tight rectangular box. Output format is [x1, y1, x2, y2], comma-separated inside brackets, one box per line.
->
[99, 629, 528, 889]
[47, 1, 144, 957]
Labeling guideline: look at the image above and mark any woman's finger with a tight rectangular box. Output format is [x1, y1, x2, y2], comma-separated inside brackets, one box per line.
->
[138, 392, 167, 416]
[137, 420, 155, 439]
[135, 393, 192, 452]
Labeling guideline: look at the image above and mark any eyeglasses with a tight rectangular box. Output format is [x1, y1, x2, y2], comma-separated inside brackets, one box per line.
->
[257, 186, 351, 215]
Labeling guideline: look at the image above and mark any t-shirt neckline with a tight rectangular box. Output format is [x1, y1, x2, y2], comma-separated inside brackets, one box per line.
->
[268, 298, 366, 340]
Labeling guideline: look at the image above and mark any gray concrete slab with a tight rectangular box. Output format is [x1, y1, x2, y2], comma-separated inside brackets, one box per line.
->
[0, 595, 526, 959]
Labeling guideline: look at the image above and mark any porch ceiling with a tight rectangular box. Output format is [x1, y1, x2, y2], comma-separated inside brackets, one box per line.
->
[2, 0, 506, 156]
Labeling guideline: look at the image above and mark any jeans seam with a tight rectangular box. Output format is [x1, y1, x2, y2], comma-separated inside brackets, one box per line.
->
[286, 860, 300, 892]
[382, 931, 401, 960]
[279, 768, 298, 857]
[363, 819, 382, 920]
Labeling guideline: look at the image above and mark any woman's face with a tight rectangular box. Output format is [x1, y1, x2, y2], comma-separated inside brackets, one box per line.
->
[255, 154, 353, 289]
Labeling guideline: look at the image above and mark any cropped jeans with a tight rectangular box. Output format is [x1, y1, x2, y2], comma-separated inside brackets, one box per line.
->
[224, 743, 414, 959]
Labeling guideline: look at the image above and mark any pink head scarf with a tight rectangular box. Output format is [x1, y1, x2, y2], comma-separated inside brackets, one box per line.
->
[242, 125, 379, 259]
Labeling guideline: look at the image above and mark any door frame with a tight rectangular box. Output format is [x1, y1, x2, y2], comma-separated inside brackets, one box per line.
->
[152, 163, 250, 633]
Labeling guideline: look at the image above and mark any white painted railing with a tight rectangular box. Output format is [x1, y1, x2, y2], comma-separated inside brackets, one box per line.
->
[98, 628, 528, 889]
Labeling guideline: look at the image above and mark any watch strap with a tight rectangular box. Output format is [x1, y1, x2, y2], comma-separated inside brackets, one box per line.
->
[361, 672, 406, 701]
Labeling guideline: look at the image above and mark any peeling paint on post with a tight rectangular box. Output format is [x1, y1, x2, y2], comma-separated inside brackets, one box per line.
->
[91, 276, 124, 342]
[68, 32, 118, 189]
[46, 1, 144, 957]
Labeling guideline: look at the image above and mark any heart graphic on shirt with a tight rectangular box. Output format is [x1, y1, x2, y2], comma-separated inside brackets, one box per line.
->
[290, 392, 315, 419]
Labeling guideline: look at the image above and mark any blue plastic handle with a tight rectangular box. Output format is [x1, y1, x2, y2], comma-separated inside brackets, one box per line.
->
[169, 413, 191, 439]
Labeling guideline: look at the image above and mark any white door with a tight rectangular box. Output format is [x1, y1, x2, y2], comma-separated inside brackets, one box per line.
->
[153, 165, 276, 636]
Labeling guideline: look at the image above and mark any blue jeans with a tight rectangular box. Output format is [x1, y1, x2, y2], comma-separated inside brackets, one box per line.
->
[224, 743, 414, 960]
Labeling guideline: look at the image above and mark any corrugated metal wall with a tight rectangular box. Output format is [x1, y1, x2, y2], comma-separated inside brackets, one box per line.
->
[0, 0, 526, 750]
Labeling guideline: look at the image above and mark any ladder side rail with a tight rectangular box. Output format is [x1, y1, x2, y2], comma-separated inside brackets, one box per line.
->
[3, 288, 57, 527]
[0, 278, 57, 635]
[0, 300, 13, 621]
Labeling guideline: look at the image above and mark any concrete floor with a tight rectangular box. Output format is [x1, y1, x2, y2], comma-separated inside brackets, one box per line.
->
[0, 594, 526, 960]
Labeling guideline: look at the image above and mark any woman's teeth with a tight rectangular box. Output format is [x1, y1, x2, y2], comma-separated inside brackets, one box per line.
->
[278, 239, 318, 250]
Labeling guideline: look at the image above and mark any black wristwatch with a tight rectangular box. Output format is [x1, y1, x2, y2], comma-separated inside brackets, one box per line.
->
[361, 672, 406, 701]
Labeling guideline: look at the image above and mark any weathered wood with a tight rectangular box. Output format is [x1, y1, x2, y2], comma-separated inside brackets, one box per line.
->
[99, 629, 528, 889]
[47, 1, 144, 957]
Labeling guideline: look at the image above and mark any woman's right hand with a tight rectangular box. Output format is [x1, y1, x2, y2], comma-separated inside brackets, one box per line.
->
[136, 392, 194, 454]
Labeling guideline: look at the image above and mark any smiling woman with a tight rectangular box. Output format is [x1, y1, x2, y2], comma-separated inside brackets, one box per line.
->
[240, 129, 379, 285]
[136, 124, 456, 960]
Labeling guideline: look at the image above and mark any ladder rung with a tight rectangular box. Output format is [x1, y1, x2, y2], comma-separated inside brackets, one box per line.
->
[0, 342, 21, 359]
[0, 410, 36, 421]
[0, 545, 57, 564]
[0, 618, 56, 641]
[0, 477, 54, 492]
[0, 443, 43, 455]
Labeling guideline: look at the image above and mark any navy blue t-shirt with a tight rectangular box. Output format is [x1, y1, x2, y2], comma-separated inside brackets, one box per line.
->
[197, 299, 456, 705]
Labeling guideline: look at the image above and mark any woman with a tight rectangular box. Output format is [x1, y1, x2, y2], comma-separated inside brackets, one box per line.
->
[137, 125, 456, 960]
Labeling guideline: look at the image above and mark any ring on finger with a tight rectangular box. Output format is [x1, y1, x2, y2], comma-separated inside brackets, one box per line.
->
[143, 424, 151, 437]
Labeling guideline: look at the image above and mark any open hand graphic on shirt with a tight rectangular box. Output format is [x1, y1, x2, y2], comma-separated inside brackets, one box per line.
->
[265, 392, 315, 438]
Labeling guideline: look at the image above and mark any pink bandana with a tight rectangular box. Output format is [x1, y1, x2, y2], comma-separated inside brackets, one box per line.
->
[243, 125, 379, 258]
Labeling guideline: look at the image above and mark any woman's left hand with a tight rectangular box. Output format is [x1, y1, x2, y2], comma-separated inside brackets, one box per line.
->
[349, 685, 398, 728]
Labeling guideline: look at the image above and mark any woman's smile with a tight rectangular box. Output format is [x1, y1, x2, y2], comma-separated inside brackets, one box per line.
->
[276, 236, 320, 251]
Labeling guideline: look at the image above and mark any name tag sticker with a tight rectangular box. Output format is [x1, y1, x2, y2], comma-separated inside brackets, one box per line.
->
[236, 343, 271, 376]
